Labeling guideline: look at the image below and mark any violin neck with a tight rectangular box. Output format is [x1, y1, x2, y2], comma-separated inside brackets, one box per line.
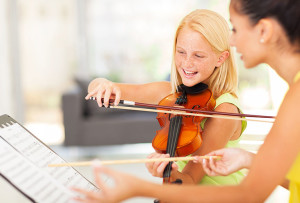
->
[162, 116, 182, 179]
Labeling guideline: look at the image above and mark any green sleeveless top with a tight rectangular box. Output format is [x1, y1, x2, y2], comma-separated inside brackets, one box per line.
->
[177, 93, 247, 185]
[287, 71, 300, 203]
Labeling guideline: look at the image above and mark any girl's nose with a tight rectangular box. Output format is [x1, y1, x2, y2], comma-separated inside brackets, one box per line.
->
[183, 57, 194, 68]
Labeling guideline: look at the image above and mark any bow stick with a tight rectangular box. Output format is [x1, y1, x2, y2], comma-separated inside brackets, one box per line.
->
[90, 97, 275, 123]
[48, 156, 220, 167]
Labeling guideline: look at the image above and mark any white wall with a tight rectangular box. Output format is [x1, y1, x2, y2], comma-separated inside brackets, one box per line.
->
[0, 0, 24, 122]
[0, 0, 14, 117]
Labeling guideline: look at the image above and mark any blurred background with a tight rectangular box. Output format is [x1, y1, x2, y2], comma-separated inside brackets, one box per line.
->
[0, 0, 287, 202]
[0, 0, 290, 202]
[0, 0, 288, 146]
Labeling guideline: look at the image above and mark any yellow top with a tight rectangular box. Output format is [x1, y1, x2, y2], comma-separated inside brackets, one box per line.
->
[286, 71, 300, 203]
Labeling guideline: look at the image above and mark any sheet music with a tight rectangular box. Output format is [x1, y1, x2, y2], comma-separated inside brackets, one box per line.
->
[0, 118, 99, 203]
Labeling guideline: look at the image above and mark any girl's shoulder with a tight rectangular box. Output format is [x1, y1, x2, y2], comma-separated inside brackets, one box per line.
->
[215, 93, 240, 109]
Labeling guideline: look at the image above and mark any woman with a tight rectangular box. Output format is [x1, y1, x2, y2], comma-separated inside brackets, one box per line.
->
[86, 9, 246, 186]
[74, 0, 300, 202]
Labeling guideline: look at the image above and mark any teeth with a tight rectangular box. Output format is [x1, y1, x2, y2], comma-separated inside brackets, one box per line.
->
[184, 69, 196, 75]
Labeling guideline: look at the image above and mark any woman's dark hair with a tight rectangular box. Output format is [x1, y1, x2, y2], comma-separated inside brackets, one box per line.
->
[232, 0, 300, 48]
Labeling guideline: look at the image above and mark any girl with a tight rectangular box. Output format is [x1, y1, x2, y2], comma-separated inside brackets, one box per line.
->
[86, 9, 246, 186]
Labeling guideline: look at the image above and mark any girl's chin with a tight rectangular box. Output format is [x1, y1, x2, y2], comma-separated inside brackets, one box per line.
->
[182, 81, 198, 87]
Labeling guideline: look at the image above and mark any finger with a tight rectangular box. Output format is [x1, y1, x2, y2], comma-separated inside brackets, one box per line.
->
[155, 154, 170, 176]
[152, 153, 169, 168]
[112, 87, 121, 106]
[72, 187, 97, 199]
[209, 158, 225, 176]
[171, 162, 178, 172]
[156, 160, 169, 177]
[85, 89, 98, 100]
[103, 88, 112, 108]
[192, 156, 203, 163]
[202, 158, 216, 176]
[145, 161, 154, 173]
[96, 89, 105, 107]
[94, 165, 108, 191]
[151, 155, 165, 176]
[146, 153, 159, 173]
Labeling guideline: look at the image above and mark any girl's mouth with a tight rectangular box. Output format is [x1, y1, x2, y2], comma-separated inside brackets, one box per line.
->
[183, 69, 198, 77]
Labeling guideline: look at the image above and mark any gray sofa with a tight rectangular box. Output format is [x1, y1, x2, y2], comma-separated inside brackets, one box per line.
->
[62, 80, 160, 146]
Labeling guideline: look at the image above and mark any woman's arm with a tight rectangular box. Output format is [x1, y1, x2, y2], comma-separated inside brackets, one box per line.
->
[86, 78, 171, 106]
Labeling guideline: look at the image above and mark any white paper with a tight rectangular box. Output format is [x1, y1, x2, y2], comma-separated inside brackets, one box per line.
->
[0, 123, 99, 203]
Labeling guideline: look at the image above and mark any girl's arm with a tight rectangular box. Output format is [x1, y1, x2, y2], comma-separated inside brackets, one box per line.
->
[170, 102, 242, 184]
[86, 78, 171, 107]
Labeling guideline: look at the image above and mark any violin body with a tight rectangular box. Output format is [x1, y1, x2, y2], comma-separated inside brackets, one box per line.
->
[152, 89, 216, 157]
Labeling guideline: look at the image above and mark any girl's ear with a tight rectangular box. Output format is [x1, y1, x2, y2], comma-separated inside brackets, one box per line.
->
[216, 51, 229, 67]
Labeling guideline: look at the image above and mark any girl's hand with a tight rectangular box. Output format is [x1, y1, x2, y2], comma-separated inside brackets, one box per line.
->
[73, 164, 144, 203]
[85, 78, 121, 108]
[145, 153, 178, 178]
[194, 148, 253, 176]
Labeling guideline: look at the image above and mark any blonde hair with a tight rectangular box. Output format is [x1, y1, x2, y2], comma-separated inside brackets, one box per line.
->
[170, 9, 238, 98]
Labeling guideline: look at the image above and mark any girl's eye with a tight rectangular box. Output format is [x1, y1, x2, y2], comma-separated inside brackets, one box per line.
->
[195, 55, 203, 58]
[231, 28, 236, 33]
[177, 50, 185, 54]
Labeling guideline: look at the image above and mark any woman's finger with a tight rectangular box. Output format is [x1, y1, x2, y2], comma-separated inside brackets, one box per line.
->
[202, 158, 217, 176]
[93, 165, 108, 191]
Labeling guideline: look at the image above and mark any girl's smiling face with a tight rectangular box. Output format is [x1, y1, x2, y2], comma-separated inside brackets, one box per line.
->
[175, 27, 220, 87]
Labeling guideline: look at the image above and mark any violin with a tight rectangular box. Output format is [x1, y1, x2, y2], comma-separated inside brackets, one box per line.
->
[152, 83, 215, 186]
[153, 85, 215, 157]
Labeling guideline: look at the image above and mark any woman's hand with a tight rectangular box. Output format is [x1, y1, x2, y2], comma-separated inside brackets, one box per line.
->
[194, 148, 254, 176]
[73, 164, 144, 203]
[85, 78, 121, 108]
[146, 153, 178, 178]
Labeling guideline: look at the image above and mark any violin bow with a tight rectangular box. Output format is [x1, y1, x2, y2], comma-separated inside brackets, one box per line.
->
[48, 155, 221, 167]
[90, 97, 275, 123]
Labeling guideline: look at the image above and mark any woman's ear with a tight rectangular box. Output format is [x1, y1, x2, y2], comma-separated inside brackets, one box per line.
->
[216, 51, 229, 67]
[256, 18, 274, 43]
